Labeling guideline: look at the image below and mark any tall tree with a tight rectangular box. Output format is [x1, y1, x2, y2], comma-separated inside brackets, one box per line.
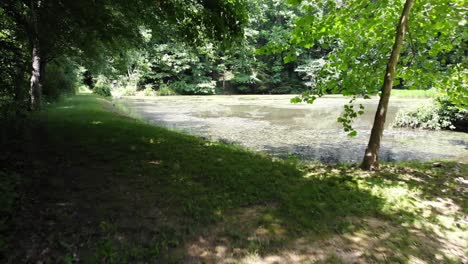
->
[286, 0, 466, 170]
[0, 0, 247, 109]
[361, 0, 414, 170]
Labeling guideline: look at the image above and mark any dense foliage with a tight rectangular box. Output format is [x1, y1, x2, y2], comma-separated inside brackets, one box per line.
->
[94, 0, 318, 96]
[0, 0, 248, 112]
[2, 1, 465, 104]
[283, 0, 467, 136]
[0, 9, 29, 118]
[286, 0, 467, 98]
[394, 96, 468, 130]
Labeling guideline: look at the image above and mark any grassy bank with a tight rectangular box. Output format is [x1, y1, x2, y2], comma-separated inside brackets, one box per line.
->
[391, 89, 438, 98]
[1, 95, 466, 263]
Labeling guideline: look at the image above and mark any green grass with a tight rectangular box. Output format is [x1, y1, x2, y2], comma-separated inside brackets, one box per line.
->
[391, 89, 438, 98]
[1, 94, 466, 263]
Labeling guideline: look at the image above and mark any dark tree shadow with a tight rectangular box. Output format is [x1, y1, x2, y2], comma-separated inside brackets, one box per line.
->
[2, 95, 466, 263]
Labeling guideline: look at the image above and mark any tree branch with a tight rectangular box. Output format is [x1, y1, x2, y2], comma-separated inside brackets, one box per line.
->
[405, 23, 417, 66]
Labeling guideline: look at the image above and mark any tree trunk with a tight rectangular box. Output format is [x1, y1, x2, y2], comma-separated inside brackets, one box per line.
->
[29, 44, 42, 110]
[28, 0, 44, 110]
[361, 0, 414, 171]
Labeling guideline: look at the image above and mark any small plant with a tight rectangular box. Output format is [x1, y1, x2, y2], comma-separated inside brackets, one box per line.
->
[143, 85, 156, 96]
[157, 84, 176, 96]
[121, 86, 137, 96]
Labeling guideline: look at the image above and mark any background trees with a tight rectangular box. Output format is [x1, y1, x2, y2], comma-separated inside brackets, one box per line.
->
[1, 0, 466, 170]
[1, 0, 465, 107]
[0, 0, 248, 109]
[87, 0, 323, 96]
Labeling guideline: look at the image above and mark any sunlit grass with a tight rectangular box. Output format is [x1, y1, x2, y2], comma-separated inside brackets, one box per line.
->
[391, 89, 438, 98]
[1, 94, 466, 263]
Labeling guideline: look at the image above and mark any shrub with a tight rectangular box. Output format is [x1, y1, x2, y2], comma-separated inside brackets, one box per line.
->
[231, 73, 256, 93]
[168, 78, 216, 95]
[93, 84, 112, 97]
[121, 86, 136, 96]
[194, 80, 216, 95]
[143, 85, 156, 96]
[43, 59, 79, 100]
[157, 85, 176, 96]
[169, 81, 194, 95]
[393, 96, 467, 130]
[271, 86, 292, 94]
[93, 75, 112, 97]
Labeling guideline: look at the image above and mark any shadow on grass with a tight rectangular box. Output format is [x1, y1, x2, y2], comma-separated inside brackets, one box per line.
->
[376, 162, 467, 213]
[1, 95, 466, 263]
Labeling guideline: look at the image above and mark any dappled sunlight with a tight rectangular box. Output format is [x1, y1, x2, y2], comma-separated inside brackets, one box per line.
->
[423, 198, 462, 217]
[183, 206, 289, 262]
[184, 214, 467, 263]
[179, 163, 467, 263]
[2, 0, 466, 262]
[4, 96, 466, 262]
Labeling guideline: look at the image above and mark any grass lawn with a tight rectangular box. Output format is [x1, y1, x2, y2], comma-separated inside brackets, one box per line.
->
[0, 94, 466, 263]
[391, 89, 438, 98]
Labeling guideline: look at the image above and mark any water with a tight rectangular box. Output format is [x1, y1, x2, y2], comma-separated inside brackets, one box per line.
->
[116, 95, 468, 164]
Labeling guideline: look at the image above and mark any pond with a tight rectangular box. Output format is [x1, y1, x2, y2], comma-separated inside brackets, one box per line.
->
[116, 95, 468, 164]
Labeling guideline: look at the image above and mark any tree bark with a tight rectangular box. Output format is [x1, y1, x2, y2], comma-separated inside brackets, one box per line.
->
[29, 44, 42, 110]
[28, 0, 43, 110]
[361, 0, 414, 171]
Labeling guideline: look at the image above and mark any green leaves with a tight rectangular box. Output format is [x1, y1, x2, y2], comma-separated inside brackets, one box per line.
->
[283, 50, 298, 63]
[335, 98, 366, 137]
[290, 96, 302, 104]
[285, 0, 466, 133]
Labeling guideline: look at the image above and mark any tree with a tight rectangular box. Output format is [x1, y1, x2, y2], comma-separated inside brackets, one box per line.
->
[286, 0, 466, 170]
[95, 0, 311, 96]
[361, 0, 414, 170]
[0, 0, 247, 109]
[0, 7, 29, 114]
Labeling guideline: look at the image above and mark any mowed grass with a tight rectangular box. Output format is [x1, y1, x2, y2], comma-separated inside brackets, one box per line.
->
[0, 94, 466, 263]
[391, 89, 439, 98]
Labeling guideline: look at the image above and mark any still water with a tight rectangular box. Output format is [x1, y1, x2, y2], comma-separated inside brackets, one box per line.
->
[117, 95, 468, 164]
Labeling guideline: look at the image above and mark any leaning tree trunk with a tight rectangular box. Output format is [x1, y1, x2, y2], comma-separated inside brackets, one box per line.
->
[361, 0, 414, 171]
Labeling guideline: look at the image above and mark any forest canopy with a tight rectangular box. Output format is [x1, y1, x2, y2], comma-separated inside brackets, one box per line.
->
[0, 0, 248, 111]
[1, 0, 466, 112]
